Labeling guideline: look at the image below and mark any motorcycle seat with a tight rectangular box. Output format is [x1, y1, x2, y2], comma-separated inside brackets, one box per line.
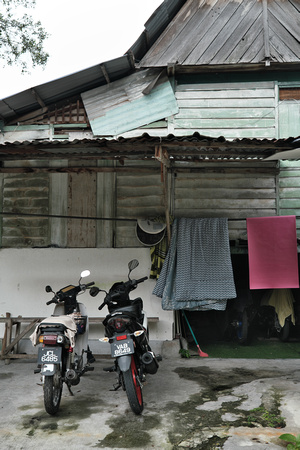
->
[39, 323, 67, 333]
[109, 298, 143, 320]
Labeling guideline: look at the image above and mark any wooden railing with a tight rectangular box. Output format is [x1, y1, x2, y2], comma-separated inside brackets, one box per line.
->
[0, 313, 159, 364]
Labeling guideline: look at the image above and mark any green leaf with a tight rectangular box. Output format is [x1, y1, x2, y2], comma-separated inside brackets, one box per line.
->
[279, 433, 296, 442]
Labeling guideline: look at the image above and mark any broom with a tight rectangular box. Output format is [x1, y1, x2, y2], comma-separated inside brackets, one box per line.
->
[182, 310, 208, 357]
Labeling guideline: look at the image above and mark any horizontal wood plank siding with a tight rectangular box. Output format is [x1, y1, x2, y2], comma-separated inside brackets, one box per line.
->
[279, 160, 300, 236]
[115, 169, 165, 247]
[173, 82, 276, 139]
[174, 163, 277, 240]
[2, 174, 49, 247]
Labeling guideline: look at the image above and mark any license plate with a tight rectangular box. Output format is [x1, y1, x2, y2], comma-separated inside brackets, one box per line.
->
[111, 339, 134, 358]
[37, 347, 62, 364]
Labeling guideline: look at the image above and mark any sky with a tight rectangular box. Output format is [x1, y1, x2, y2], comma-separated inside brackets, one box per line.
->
[0, 0, 163, 99]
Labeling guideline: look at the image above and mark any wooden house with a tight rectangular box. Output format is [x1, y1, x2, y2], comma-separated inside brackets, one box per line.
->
[0, 0, 300, 354]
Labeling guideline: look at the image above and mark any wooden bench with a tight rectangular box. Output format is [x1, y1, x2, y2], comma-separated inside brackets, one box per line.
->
[0, 313, 159, 363]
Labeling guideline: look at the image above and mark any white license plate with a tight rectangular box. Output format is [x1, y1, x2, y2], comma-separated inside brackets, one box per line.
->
[111, 339, 134, 358]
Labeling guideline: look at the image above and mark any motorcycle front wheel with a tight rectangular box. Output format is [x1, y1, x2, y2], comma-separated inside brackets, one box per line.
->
[123, 356, 144, 415]
[43, 373, 63, 415]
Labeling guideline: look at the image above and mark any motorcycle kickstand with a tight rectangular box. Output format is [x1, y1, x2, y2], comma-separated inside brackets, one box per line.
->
[110, 371, 123, 391]
[66, 381, 74, 396]
[110, 380, 122, 391]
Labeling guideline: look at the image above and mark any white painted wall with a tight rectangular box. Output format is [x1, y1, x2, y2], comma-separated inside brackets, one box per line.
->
[0, 248, 173, 354]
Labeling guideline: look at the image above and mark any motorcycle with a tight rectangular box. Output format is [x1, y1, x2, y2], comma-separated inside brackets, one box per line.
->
[90, 259, 160, 415]
[30, 270, 95, 415]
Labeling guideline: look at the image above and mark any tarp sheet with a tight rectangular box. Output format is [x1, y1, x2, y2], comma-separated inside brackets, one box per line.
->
[247, 216, 299, 289]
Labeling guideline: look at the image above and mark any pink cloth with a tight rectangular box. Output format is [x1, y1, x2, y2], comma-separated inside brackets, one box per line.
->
[247, 216, 299, 289]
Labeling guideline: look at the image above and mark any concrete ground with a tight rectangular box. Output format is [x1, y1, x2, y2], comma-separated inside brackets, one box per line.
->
[1, 348, 300, 449]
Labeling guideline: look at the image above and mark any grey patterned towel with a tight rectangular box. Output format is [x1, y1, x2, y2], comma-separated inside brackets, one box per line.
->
[153, 218, 236, 311]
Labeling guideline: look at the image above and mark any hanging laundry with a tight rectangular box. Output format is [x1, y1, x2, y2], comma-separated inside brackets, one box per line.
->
[153, 218, 236, 310]
[247, 216, 299, 289]
[261, 289, 295, 327]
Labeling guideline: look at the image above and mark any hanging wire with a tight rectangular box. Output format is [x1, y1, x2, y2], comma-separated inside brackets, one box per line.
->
[0, 211, 137, 222]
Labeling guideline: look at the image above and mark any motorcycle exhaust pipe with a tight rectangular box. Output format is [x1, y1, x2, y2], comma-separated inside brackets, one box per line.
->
[141, 351, 159, 374]
[66, 369, 80, 385]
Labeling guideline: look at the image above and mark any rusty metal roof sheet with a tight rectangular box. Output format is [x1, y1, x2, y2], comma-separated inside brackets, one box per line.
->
[0, 133, 298, 162]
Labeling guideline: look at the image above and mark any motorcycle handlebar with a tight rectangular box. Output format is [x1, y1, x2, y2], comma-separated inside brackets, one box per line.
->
[135, 276, 148, 284]
[46, 281, 95, 305]
[46, 297, 57, 306]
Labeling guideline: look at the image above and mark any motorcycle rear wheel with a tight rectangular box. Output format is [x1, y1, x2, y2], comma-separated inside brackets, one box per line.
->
[44, 374, 62, 415]
[123, 356, 143, 415]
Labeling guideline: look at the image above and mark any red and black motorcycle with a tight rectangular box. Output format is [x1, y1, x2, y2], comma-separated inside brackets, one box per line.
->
[90, 259, 161, 415]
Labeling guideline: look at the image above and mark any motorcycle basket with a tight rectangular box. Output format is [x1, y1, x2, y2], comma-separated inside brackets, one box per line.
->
[73, 314, 87, 334]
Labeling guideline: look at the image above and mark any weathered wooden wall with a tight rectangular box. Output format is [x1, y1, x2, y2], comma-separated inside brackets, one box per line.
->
[116, 164, 165, 247]
[3, 159, 300, 248]
[173, 82, 276, 139]
[278, 160, 300, 236]
[173, 162, 277, 240]
[1, 173, 49, 247]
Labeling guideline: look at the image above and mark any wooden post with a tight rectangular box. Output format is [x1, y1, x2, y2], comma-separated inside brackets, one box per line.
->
[3, 313, 12, 365]
[155, 145, 171, 245]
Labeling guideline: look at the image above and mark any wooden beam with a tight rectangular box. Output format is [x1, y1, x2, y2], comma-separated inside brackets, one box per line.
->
[31, 88, 46, 108]
[6, 106, 48, 125]
[262, 0, 271, 64]
[155, 145, 170, 167]
[100, 63, 111, 84]
[0, 166, 162, 174]
[1, 319, 39, 356]
[142, 70, 164, 95]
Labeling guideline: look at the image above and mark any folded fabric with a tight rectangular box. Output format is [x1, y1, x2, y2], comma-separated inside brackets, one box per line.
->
[153, 218, 236, 310]
[30, 315, 77, 347]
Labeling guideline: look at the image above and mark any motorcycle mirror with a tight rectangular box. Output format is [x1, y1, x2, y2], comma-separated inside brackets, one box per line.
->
[80, 269, 90, 279]
[128, 259, 139, 272]
[45, 285, 53, 293]
[128, 259, 139, 279]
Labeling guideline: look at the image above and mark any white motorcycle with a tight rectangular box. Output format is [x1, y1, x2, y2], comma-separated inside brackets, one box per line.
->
[30, 270, 95, 415]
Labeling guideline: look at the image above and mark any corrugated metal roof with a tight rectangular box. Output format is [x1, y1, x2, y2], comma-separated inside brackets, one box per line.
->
[0, 56, 135, 123]
[138, 0, 300, 68]
[0, 0, 186, 125]
[0, 133, 298, 162]
[81, 68, 178, 135]
[1, 0, 299, 129]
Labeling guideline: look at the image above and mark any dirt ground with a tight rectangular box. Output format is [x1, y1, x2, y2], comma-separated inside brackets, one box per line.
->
[1, 353, 300, 449]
